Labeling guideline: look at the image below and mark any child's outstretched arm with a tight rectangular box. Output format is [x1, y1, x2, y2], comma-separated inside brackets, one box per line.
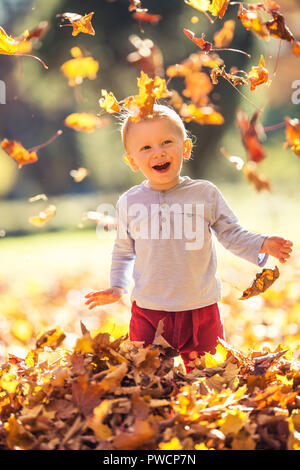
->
[259, 236, 293, 263]
[210, 184, 293, 266]
[85, 286, 125, 309]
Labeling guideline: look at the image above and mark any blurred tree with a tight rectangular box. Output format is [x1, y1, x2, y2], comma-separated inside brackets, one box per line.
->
[0, 0, 298, 200]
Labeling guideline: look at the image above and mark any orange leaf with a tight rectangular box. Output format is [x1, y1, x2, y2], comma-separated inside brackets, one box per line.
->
[236, 110, 266, 163]
[284, 117, 300, 157]
[182, 71, 213, 104]
[61, 48, 99, 86]
[184, 29, 212, 52]
[213, 20, 235, 48]
[28, 205, 57, 227]
[237, 5, 269, 40]
[64, 112, 108, 132]
[208, 0, 230, 19]
[70, 167, 88, 182]
[239, 266, 279, 300]
[123, 71, 170, 119]
[132, 11, 162, 24]
[180, 103, 224, 125]
[99, 89, 120, 114]
[265, 11, 294, 42]
[247, 55, 270, 91]
[1, 139, 38, 169]
[58, 12, 95, 36]
[292, 40, 300, 56]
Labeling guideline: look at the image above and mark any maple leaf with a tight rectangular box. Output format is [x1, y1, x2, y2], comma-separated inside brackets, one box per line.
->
[265, 11, 294, 42]
[184, 29, 212, 53]
[99, 89, 121, 114]
[185, 0, 230, 19]
[236, 110, 266, 163]
[239, 266, 280, 300]
[247, 55, 270, 91]
[1, 139, 38, 169]
[284, 117, 300, 157]
[61, 47, 99, 87]
[237, 5, 269, 40]
[123, 71, 170, 119]
[64, 112, 108, 132]
[242, 161, 272, 193]
[208, 0, 230, 19]
[16, 21, 49, 42]
[0, 26, 47, 68]
[57, 12, 95, 36]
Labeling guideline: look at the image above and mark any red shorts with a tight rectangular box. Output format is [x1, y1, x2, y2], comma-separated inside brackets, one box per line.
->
[130, 301, 225, 372]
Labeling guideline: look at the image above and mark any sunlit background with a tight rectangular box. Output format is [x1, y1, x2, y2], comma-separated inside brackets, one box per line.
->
[0, 0, 299, 359]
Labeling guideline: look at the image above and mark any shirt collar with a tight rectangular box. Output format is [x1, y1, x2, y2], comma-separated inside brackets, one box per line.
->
[141, 175, 191, 193]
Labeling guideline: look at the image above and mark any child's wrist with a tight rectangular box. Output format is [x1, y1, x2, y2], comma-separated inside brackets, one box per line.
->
[259, 237, 269, 253]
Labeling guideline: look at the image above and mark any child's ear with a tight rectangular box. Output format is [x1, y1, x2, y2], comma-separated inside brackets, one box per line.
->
[183, 138, 192, 160]
[122, 154, 139, 171]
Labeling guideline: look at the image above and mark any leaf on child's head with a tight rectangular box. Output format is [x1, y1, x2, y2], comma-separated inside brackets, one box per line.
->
[239, 266, 280, 300]
[57, 12, 95, 36]
[123, 71, 170, 120]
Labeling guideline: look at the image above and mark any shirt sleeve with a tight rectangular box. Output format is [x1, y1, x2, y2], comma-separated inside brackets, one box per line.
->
[210, 185, 269, 267]
[110, 197, 136, 292]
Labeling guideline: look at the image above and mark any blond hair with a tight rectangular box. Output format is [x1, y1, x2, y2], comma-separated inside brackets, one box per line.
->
[120, 104, 188, 150]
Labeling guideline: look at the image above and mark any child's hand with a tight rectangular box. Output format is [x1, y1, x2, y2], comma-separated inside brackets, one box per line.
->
[84, 286, 125, 309]
[260, 236, 293, 263]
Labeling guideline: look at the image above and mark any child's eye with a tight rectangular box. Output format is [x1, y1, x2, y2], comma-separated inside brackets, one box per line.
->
[163, 140, 172, 145]
[141, 145, 151, 151]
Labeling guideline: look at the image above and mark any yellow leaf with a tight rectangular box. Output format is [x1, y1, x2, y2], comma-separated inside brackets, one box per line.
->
[219, 410, 249, 435]
[159, 437, 182, 450]
[204, 343, 227, 367]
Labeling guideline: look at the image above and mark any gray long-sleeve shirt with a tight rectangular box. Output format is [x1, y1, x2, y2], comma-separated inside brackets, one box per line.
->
[110, 176, 268, 311]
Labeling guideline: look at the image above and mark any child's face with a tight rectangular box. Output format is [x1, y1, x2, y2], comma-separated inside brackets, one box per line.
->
[123, 116, 192, 191]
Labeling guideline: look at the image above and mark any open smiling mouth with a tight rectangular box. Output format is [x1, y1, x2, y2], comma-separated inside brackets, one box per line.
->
[152, 162, 171, 172]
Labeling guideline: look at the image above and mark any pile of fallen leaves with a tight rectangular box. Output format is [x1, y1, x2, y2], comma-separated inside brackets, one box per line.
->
[1, 319, 300, 450]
